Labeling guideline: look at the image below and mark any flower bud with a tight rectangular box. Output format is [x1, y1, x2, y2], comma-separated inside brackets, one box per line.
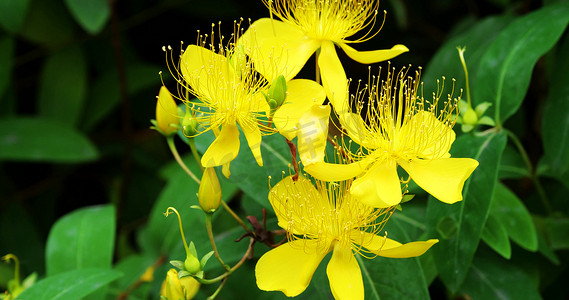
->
[198, 167, 222, 213]
[462, 106, 478, 125]
[155, 86, 179, 136]
[160, 269, 200, 300]
[182, 109, 199, 136]
[267, 75, 287, 108]
[184, 254, 201, 274]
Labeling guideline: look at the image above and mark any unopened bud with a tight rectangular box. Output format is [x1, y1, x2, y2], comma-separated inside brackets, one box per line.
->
[182, 109, 199, 136]
[155, 86, 179, 136]
[160, 269, 200, 300]
[267, 75, 287, 108]
[462, 107, 478, 125]
[184, 254, 201, 274]
[198, 167, 222, 213]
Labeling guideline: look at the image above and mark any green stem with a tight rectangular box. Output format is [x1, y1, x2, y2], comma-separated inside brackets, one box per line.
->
[167, 136, 200, 184]
[206, 214, 231, 271]
[188, 138, 204, 172]
[207, 278, 228, 300]
[505, 129, 552, 214]
[194, 237, 255, 285]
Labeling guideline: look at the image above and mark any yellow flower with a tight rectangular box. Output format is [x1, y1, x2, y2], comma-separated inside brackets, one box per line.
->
[243, 0, 408, 115]
[155, 86, 179, 136]
[255, 175, 438, 299]
[160, 269, 200, 300]
[299, 67, 479, 208]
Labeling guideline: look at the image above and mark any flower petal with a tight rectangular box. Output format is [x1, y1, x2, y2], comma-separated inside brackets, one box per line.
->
[201, 121, 240, 167]
[303, 161, 367, 181]
[243, 18, 320, 81]
[256, 239, 329, 297]
[339, 113, 379, 149]
[240, 120, 263, 166]
[269, 175, 329, 233]
[327, 244, 364, 300]
[357, 232, 438, 258]
[398, 158, 479, 204]
[351, 160, 402, 208]
[338, 43, 409, 64]
[400, 111, 455, 159]
[181, 45, 233, 101]
[274, 79, 326, 140]
[319, 41, 350, 114]
[297, 105, 331, 164]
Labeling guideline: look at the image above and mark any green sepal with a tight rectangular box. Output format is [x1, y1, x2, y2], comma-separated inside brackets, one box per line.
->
[200, 251, 215, 269]
[188, 241, 198, 258]
[178, 270, 191, 278]
[170, 260, 185, 270]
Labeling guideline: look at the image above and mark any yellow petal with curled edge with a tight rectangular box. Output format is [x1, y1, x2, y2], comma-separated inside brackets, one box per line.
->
[156, 86, 179, 136]
[398, 157, 479, 204]
[319, 41, 350, 115]
[274, 79, 326, 140]
[327, 244, 364, 300]
[338, 42, 409, 64]
[181, 45, 233, 101]
[256, 239, 329, 297]
[303, 160, 368, 182]
[268, 175, 328, 234]
[201, 121, 240, 167]
[351, 160, 402, 208]
[242, 18, 320, 81]
[357, 231, 438, 258]
[240, 120, 263, 166]
[297, 105, 331, 165]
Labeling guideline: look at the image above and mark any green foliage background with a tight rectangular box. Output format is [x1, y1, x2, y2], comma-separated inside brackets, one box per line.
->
[1, 0, 568, 299]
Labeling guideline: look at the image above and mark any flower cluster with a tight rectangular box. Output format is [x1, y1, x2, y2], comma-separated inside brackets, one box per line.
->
[153, 0, 479, 299]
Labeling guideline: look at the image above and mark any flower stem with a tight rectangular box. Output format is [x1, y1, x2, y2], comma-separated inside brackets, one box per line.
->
[167, 136, 200, 184]
[188, 138, 204, 172]
[285, 139, 300, 180]
[207, 278, 228, 300]
[221, 200, 251, 233]
[205, 214, 231, 271]
[194, 237, 255, 285]
[505, 129, 552, 214]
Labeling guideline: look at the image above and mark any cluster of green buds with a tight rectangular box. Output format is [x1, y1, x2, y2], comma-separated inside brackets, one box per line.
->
[456, 47, 496, 132]
[262, 75, 288, 113]
[1, 254, 36, 300]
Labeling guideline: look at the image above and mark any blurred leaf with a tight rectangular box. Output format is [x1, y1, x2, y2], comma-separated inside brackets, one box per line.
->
[0, 36, 14, 99]
[426, 130, 507, 292]
[64, 0, 110, 34]
[17, 268, 122, 300]
[544, 217, 569, 250]
[491, 183, 538, 251]
[111, 255, 155, 295]
[0, 203, 45, 275]
[499, 143, 530, 179]
[46, 205, 115, 276]
[481, 214, 511, 259]
[38, 46, 87, 126]
[459, 253, 542, 300]
[19, 0, 76, 46]
[0, 117, 98, 162]
[540, 34, 569, 178]
[422, 15, 513, 98]
[474, 3, 569, 125]
[195, 131, 291, 210]
[0, 0, 30, 33]
[533, 216, 560, 265]
[82, 64, 161, 131]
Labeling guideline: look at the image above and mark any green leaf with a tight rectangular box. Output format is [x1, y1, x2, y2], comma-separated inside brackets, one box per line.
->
[64, 0, 110, 34]
[491, 183, 538, 251]
[474, 3, 569, 125]
[0, 0, 30, 33]
[358, 216, 431, 300]
[422, 15, 514, 99]
[459, 253, 542, 300]
[426, 130, 507, 292]
[19, 0, 76, 47]
[481, 214, 511, 259]
[17, 268, 122, 300]
[111, 255, 155, 295]
[544, 217, 569, 250]
[0, 36, 14, 99]
[46, 205, 115, 276]
[38, 45, 87, 126]
[0, 117, 98, 163]
[499, 144, 530, 179]
[540, 34, 569, 178]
